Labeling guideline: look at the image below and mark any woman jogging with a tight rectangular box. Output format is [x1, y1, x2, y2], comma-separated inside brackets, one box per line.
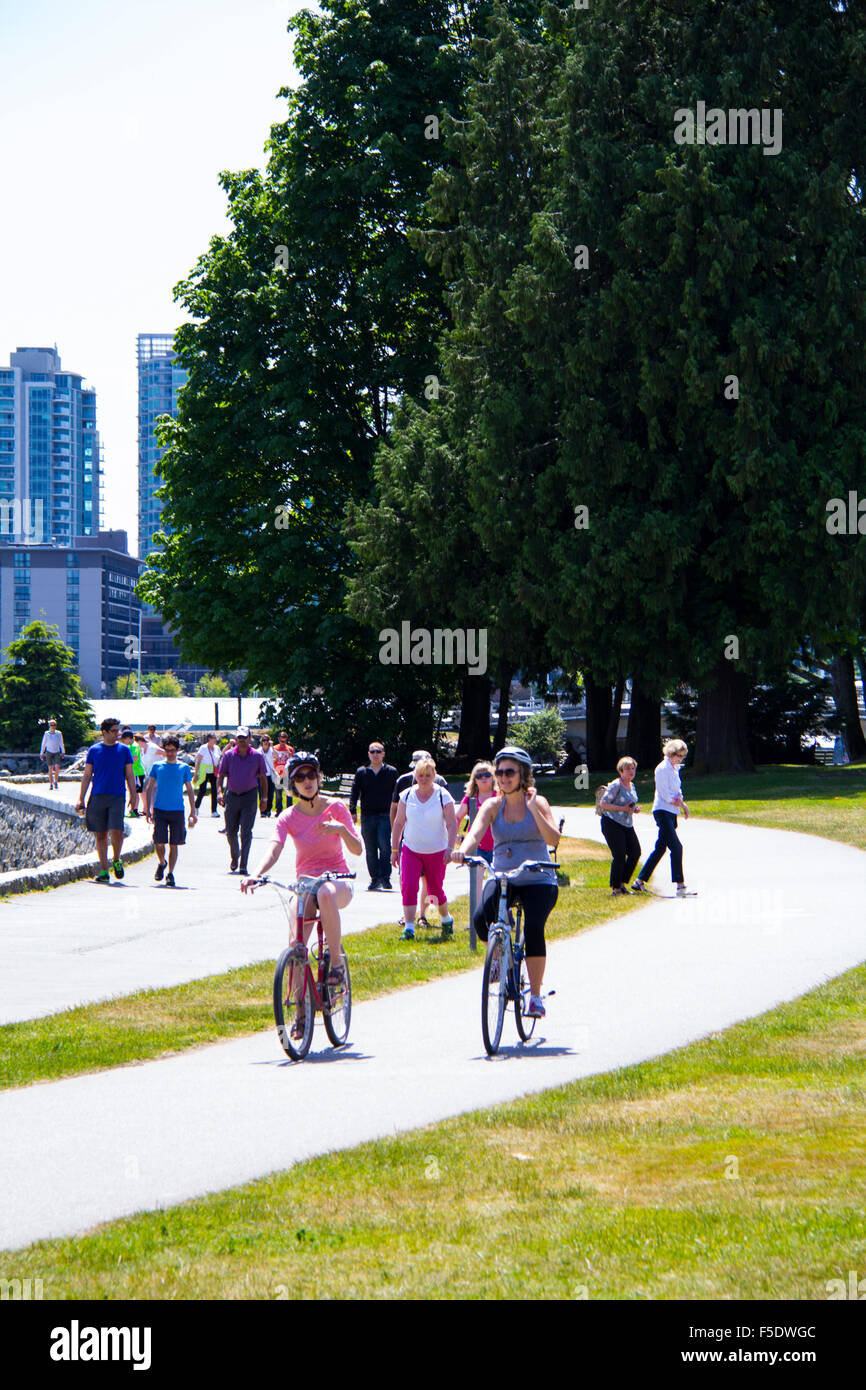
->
[631, 739, 697, 897]
[452, 745, 559, 1019]
[598, 756, 642, 895]
[240, 752, 361, 991]
[391, 755, 458, 941]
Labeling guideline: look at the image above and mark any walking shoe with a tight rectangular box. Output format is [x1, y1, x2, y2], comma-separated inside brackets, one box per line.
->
[611, 887, 628, 896]
[229, 861, 238, 874]
[112, 859, 124, 880]
[630, 880, 649, 893]
[165, 871, 176, 887]
[527, 995, 546, 1019]
[440, 916, 454, 939]
[92, 869, 111, 885]
[211, 812, 220, 818]
[238, 865, 248, 877]
[128, 809, 139, 819]
[327, 963, 346, 991]
[400, 924, 416, 940]
[367, 880, 381, 892]
[154, 862, 165, 881]
[676, 885, 697, 897]
[381, 880, 393, 891]
[417, 916, 430, 929]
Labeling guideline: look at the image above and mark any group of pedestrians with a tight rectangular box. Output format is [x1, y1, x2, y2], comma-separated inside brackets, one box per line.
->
[597, 738, 696, 897]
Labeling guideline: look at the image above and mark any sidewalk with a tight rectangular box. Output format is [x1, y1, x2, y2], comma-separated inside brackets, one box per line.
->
[1, 811, 864, 1250]
[0, 783, 469, 1024]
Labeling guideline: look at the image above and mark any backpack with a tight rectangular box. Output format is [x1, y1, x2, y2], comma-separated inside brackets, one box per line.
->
[594, 782, 612, 816]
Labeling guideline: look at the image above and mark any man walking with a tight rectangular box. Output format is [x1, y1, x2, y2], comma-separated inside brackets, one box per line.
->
[75, 717, 139, 884]
[350, 741, 397, 890]
[217, 726, 268, 875]
[143, 734, 197, 887]
[39, 718, 65, 791]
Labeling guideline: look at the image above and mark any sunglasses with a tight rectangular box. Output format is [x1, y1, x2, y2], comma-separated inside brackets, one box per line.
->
[495, 767, 519, 778]
[369, 748, 384, 754]
[293, 770, 318, 783]
[475, 771, 493, 779]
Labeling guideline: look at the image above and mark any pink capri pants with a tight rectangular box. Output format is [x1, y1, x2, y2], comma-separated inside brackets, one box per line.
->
[400, 846, 449, 910]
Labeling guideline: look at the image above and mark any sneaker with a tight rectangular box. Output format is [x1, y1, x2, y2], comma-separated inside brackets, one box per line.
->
[128, 809, 139, 819]
[92, 869, 111, 885]
[400, 924, 416, 941]
[211, 812, 220, 818]
[367, 881, 381, 892]
[611, 887, 628, 896]
[440, 916, 454, 939]
[165, 871, 176, 888]
[327, 963, 346, 990]
[229, 861, 238, 874]
[676, 885, 697, 897]
[112, 859, 124, 880]
[381, 880, 393, 891]
[154, 862, 165, 881]
[630, 880, 649, 894]
[527, 995, 546, 1018]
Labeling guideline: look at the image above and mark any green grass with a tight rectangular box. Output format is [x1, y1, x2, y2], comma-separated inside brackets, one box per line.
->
[0, 839, 635, 1091]
[548, 762, 866, 849]
[11, 962, 865, 1300]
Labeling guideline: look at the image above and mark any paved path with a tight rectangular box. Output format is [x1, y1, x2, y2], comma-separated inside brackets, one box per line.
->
[0, 781, 468, 1024]
[1, 810, 864, 1250]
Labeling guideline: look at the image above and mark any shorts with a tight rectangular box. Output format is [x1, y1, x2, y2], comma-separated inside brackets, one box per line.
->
[45, 751, 63, 767]
[153, 808, 187, 845]
[85, 794, 126, 833]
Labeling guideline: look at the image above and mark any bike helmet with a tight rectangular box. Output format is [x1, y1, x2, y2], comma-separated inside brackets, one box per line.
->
[493, 745, 533, 768]
[287, 751, 320, 781]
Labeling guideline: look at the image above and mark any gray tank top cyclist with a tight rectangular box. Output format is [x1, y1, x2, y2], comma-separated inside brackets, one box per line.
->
[492, 798, 557, 886]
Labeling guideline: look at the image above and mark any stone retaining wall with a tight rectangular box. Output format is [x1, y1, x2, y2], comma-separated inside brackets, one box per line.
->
[0, 785, 153, 894]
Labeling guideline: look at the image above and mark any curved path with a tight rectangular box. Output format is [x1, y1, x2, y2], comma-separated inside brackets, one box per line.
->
[1, 810, 864, 1250]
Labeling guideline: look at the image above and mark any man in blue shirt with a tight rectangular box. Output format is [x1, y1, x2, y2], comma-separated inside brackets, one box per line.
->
[75, 717, 139, 884]
[143, 734, 197, 887]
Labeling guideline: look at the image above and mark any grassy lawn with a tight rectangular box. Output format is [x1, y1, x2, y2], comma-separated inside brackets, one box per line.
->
[11, 961, 865, 1300]
[547, 763, 866, 850]
[0, 838, 637, 1091]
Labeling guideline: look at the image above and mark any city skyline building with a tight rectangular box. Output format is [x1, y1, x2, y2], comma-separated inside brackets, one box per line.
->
[0, 346, 102, 553]
[137, 333, 187, 560]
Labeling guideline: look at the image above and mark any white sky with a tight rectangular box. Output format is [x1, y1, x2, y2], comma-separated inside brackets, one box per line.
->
[0, 0, 311, 554]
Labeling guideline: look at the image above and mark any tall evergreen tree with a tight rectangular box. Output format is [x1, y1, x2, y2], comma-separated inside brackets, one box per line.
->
[0, 622, 93, 752]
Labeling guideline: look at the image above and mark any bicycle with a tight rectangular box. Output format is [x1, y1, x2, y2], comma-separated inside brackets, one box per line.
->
[463, 856, 559, 1057]
[257, 871, 356, 1061]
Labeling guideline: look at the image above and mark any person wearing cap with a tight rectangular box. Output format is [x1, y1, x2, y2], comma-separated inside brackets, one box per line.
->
[39, 718, 65, 791]
[217, 726, 269, 875]
[452, 745, 559, 1018]
[241, 753, 361, 1031]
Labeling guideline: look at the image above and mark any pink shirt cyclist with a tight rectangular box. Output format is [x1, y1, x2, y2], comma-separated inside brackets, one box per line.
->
[241, 752, 362, 979]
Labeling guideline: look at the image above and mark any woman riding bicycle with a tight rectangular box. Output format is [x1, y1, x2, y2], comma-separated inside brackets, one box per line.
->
[241, 752, 362, 988]
[452, 745, 559, 1018]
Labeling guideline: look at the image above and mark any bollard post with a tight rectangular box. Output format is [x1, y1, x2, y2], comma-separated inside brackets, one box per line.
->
[468, 864, 478, 952]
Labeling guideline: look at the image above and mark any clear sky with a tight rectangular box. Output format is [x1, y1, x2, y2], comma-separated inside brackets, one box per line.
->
[0, 0, 312, 555]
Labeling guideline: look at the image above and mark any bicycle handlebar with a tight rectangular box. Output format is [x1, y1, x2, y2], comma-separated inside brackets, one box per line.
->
[256, 871, 357, 893]
[462, 856, 560, 875]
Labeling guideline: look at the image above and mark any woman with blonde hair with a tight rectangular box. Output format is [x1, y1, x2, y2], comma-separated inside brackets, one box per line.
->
[391, 755, 458, 941]
[631, 739, 696, 897]
[598, 755, 642, 895]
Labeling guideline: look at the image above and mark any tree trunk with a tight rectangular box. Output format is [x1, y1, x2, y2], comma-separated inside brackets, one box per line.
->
[585, 673, 612, 770]
[456, 673, 492, 760]
[830, 653, 866, 760]
[605, 676, 625, 767]
[494, 662, 513, 752]
[626, 680, 661, 770]
[694, 659, 754, 773]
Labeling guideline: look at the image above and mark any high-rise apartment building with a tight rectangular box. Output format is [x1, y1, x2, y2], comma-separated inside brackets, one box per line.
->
[137, 333, 187, 559]
[0, 346, 102, 548]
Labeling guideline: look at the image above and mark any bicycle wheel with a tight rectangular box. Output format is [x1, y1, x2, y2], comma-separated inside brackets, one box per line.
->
[273, 947, 315, 1060]
[322, 948, 352, 1048]
[513, 904, 537, 1042]
[481, 931, 507, 1056]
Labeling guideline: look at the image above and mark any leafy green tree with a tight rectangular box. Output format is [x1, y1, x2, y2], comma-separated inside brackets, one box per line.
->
[145, 671, 185, 697]
[195, 674, 231, 697]
[0, 622, 93, 752]
[506, 705, 565, 763]
[138, 1, 542, 765]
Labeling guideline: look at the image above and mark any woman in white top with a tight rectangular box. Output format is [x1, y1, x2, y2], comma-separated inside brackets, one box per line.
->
[390, 756, 458, 941]
[193, 732, 221, 816]
[39, 719, 65, 790]
[631, 739, 696, 897]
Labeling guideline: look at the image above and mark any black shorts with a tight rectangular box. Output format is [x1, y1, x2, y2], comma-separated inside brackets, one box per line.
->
[153, 809, 186, 845]
[85, 794, 126, 833]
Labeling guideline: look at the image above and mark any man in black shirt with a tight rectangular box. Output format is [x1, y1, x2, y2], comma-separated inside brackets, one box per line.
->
[349, 741, 398, 890]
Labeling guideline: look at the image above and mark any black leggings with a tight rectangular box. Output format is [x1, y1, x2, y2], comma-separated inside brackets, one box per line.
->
[473, 881, 558, 958]
[195, 773, 218, 812]
[600, 817, 641, 889]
